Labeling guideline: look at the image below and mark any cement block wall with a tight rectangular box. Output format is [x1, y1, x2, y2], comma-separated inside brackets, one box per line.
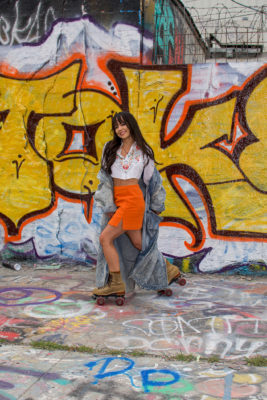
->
[0, 0, 266, 274]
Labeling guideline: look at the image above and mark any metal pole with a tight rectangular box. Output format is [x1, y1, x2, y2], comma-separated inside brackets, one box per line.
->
[140, 0, 145, 64]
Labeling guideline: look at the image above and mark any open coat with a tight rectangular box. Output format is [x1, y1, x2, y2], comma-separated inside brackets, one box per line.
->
[93, 167, 168, 292]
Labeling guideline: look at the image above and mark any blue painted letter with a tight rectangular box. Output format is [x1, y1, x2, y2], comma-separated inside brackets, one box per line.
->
[85, 357, 135, 384]
[141, 369, 180, 393]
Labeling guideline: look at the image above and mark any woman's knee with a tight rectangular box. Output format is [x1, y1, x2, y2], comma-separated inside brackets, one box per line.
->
[99, 231, 110, 247]
[100, 227, 119, 247]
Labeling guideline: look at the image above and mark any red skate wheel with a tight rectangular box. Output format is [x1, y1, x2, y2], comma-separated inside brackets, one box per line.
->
[116, 297, 125, 306]
[96, 297, 105, 306]
[178, 278, 186, 286]
[165, 288, 172, 296]
[157, 290, 165, 296]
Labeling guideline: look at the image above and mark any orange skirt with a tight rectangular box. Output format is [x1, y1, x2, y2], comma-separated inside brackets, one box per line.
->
[109, 184, 145, 230]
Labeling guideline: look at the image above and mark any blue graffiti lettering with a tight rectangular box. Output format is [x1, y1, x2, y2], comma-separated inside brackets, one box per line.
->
[141, 369, 180, 393]
[85, 357, 135, 384]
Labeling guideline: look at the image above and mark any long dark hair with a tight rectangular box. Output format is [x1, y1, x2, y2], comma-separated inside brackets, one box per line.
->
[101, 111, 156, 174]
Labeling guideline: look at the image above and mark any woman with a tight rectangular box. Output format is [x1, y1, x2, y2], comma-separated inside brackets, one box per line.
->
[93, 111, 181, 301]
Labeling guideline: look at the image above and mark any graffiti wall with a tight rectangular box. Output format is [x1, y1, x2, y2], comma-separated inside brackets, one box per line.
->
[0, 0, 141, 46]
[144, 0, 206, 64]
[0, 4, 266, 274]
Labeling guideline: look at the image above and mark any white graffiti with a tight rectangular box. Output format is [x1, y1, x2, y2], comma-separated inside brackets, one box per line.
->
[0, 1, 56, 45]
[103, 282, 267, 360]
[105, 316, 267, 359]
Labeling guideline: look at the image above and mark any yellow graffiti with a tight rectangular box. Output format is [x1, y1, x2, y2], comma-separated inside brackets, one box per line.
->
[123, 66, 196, 227]
[240, 76, 267, 191]
[233, 373, 263, 384]
[0, 62, 80, 231]
[168, 98, 265, 234]
[38, 314, 104, 334]
[34, 90, 121, 195]
[0, 60, 266, 242]
[200, 370, 262, 381]
[122, 65, 266, 238]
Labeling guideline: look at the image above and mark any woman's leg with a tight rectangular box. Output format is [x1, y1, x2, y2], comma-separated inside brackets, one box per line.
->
[93, 221, 126, 297]
[99, 221, 125, 272]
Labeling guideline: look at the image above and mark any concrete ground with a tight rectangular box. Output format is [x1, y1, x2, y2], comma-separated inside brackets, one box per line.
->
[0, 262, 266, 399]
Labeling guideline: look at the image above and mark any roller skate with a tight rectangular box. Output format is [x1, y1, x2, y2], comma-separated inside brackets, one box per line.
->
[92, 272, 126, 306]
[158, 259, 186, 297]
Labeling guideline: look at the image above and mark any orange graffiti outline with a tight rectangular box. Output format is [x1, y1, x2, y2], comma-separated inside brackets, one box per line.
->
[214, 113, 248, 155]
[1, 192, 93, 243]
[173, 173, 267, 244]
[161, 173, 205, 251]
[163, 63, 267, 146]
[64, 129, 86, 154]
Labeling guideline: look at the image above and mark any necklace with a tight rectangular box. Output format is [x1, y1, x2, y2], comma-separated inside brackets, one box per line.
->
[121, 146, 129, 157]
[121, 141, 134, 157]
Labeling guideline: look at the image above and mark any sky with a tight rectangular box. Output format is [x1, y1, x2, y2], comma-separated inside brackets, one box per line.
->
[181, 0, 266, 52]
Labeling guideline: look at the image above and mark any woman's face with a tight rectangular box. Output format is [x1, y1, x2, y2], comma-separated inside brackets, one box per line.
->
[114, 119, 131, 141]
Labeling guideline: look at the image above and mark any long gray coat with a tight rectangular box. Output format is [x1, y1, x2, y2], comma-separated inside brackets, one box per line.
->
[93, 167, 168, 292]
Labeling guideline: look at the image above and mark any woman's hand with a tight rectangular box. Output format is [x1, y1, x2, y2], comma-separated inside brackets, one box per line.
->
[151, 209, 161, 215]
[107, 212, 115, 219]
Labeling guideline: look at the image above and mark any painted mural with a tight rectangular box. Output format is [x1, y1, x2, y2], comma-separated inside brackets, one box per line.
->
[149, 0, 205, 64]
[0, 12, 266, 275]
[1, 345, 267, 398]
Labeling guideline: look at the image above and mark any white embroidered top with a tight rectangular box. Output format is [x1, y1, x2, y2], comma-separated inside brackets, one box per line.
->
[102, 141, 154, 185]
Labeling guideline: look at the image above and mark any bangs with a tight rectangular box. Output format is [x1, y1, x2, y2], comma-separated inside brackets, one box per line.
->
[115, 113, 125, 124]
[112, 112, 128, 129]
